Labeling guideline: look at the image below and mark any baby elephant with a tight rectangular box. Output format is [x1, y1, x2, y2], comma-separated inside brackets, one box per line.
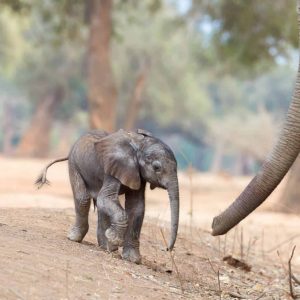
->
[36, 129, 179, 264]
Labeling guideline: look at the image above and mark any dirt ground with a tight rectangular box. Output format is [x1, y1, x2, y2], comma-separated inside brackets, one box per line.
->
[0, 156, 300, 299]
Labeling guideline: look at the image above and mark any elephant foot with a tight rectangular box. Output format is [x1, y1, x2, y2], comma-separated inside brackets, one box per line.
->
[98, 239, 119, 252]
[105, 227, 125, 247]
[122, 247, 141, 264]
[67, 225, 88, 243]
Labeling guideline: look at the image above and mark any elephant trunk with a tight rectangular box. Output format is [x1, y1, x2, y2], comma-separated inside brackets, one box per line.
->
[212, 39, 300, 236]
[167, 175, 180, 250]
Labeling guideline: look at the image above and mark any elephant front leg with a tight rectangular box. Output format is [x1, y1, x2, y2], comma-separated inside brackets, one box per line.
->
[97, 208, 118, 252]
[97, 175, 128, 248]
[122, 183, 145, 264]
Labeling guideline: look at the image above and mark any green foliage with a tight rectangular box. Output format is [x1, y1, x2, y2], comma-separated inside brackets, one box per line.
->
[193, 0, 297, 73]
[0, 8, 28, 79]
[0, 0, 87, 149]
[113, 0, 211, 132]
[0, 0, 31, 13]
[0, 0, 298, 172]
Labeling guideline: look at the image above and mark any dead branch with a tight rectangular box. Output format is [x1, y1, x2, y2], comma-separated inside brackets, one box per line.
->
[255, 292, 266, 300]
[261, 228, 265, 259]
[240, 227, 244, 260]
[246, 236, 258, 260]
[228, 291, 246, 299]
[223, 234, 227, 256]
[231, 227, 238, 255]
[207, 258, 222, 299]
[277, 250, 300, 285]
[288, 246, 298, 299]
[207, 258, 217, 275]
[217, 270, 222, 300]
[160, 228, 184, 294]
[266, 234, 300, 253]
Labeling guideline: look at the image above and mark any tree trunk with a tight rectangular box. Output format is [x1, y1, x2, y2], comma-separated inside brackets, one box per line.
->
[87, 0, 117, 131]
[124, 64, 149, 130]
[2, 101, 14, 155]
[16, 88, 63, 157]
[279, 154, 300, 214]
[210, 141, 224, 173]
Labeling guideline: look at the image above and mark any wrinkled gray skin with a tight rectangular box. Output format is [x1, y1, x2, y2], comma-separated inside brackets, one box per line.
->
[211, 1, 300, 236]
[37, 129, 179, 264]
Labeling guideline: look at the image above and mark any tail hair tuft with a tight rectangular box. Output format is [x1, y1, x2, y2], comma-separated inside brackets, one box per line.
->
[35, 171, 50, 189]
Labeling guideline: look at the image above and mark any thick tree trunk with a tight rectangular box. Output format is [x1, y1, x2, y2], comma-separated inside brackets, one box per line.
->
[210, 141, 224, 173]
[2, 101, 14, 155]
[124, 65, 148, 130]
[87, 0, 117, 131]
[16, 88, 63, 157]
[279, 155, 300, 214]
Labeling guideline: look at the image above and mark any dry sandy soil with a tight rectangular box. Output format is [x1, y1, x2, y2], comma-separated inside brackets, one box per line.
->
[0, 156, 300, 299]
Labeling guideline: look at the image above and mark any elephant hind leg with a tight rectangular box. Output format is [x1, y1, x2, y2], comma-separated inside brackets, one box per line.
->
[68, 165, 91, 243]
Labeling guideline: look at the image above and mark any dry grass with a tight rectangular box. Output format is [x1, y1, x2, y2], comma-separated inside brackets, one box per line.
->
[0, 156, 300, 298]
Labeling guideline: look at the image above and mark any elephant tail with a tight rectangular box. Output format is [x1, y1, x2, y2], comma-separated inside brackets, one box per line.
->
[35, 157, 69, 189]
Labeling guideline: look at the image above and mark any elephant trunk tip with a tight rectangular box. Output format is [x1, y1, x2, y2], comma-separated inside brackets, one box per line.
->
[211, 215, 231, 236]
[167, 238, 176, 251]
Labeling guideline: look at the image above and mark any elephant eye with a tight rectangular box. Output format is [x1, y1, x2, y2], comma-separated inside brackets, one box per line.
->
[152, 161, 162, 173]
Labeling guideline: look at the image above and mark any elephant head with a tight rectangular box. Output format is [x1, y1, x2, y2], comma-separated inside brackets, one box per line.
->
[211, 1, 300, 236]
[95, 129, 179, 250]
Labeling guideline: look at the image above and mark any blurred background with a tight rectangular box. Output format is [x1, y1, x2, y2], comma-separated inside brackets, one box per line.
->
[2, 3, 300, 294]
[1, 0, 300, 210]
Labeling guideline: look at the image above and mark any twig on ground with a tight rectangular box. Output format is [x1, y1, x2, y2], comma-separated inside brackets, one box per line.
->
[231, 227, 238, 255]
[223, 234, 227, 256]
[288, 246, 298, 299]
[160, 228, 184, 294]
[207, 258, 222, 299]
[255, 292, 266, 300]
[293, 274, 300, 285]
[277, 250, 300, 285]
[246, 236, 258, 260]
[266, 234, 300, 253]
[246, 236, 251, 259]
[261, 229, 265, 259]
[217, 270, 222, 300]
[8, 287, 25, 300]
[102, 263, 111, 282]
[207, 258, 217, 275]
[228, 291, 245, 299]
[240, 227, 244, 261]
[65, 260, 69, 300]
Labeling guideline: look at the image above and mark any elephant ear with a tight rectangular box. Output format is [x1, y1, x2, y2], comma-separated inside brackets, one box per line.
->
[95, 130, 141, 190]
[136, 128, 153, 137]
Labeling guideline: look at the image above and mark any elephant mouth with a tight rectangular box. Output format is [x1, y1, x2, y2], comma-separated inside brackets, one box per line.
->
[150, 183, 156, 190]
[150, 182, 167, 190]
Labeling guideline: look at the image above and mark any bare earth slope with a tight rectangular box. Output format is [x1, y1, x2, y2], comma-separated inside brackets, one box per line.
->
[0, 156, 300, 299]
[0, 208, 297, 300]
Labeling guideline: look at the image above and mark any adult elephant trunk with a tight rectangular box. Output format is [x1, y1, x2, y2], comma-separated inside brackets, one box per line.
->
[167, 175, 180, 250]
[212, 1, 300, 236]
